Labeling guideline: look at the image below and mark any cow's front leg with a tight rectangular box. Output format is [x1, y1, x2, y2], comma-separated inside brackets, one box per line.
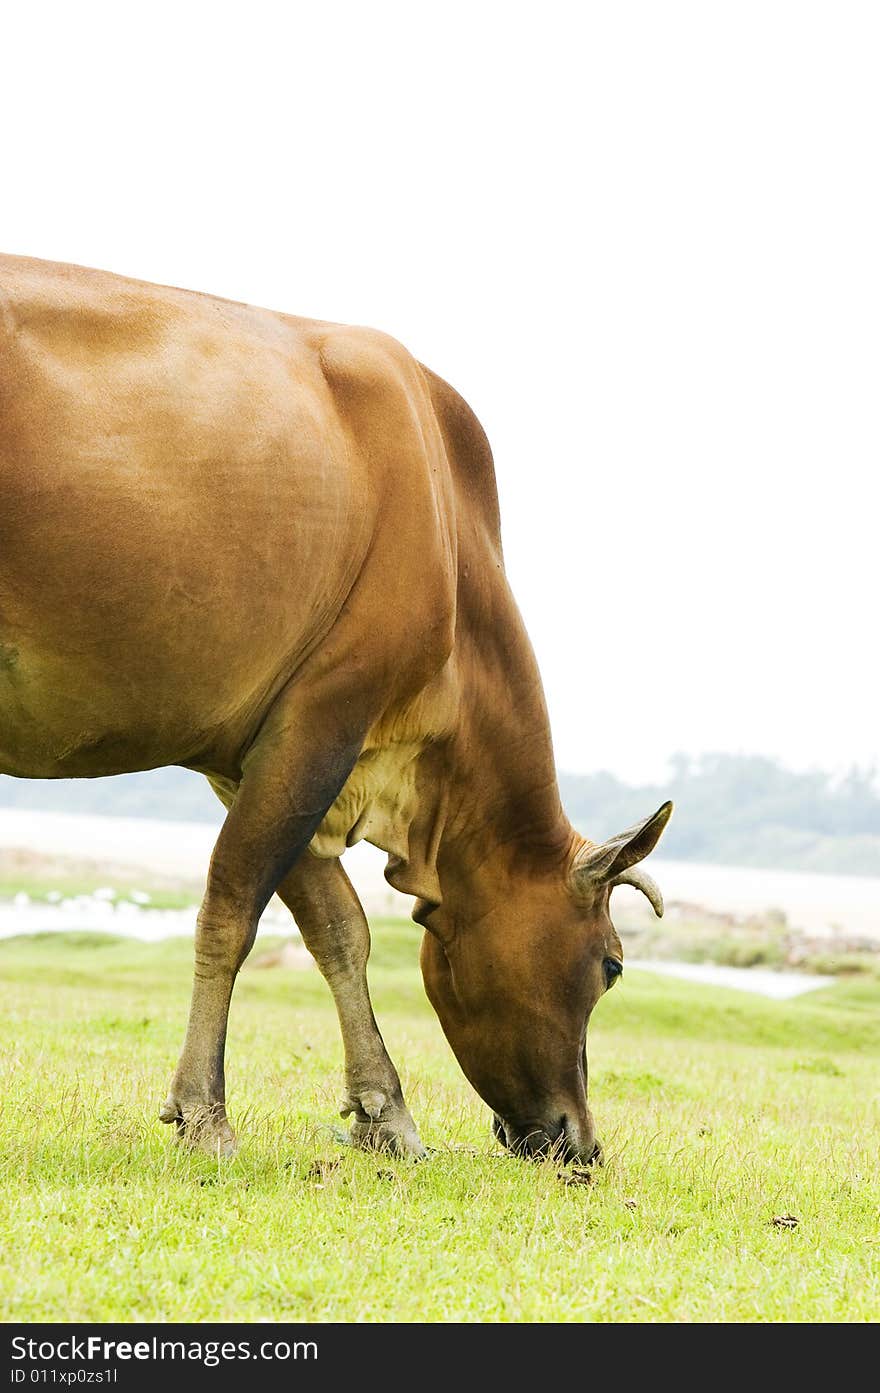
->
[162, 690, 365, 1156]
[278, 854, 425, 1158]
[159, 866, 253, 1156]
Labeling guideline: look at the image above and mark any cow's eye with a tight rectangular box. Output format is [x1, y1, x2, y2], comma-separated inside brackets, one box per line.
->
[603, 957, 623, 989]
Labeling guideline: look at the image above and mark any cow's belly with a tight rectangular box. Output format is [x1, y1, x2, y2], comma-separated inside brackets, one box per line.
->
[0, 642, 248, 778]
[0, 499, 367, 780]
[0, 491, 371, 781]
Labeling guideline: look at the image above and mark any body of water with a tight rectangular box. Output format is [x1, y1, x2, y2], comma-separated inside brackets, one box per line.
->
[0, 808, 873, 999]
[1, 807, 878, 936]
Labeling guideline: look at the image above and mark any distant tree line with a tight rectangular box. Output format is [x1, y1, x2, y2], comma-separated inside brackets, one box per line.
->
[2, 753, 880, 876]
[560, 753, 880, 876]
[0, 766, 222, 824]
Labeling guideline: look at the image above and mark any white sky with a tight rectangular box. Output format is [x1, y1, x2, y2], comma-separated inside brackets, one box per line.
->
[2, 3, 877, 783]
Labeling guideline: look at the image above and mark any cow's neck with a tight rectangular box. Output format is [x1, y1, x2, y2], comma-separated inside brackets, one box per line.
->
[309, 568, 577, 911]
[388, 573, 577, 911]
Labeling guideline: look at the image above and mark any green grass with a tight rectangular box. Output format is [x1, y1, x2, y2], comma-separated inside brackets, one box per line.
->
[0, 922, 878, 1322]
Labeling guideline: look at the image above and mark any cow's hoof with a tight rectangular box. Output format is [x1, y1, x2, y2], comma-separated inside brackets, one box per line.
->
[160, 1099, 238, 1158]
[340, 1089, 426, 1160]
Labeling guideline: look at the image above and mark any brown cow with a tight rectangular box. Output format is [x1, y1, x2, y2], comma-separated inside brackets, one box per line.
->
[0, 254, 671, 1163]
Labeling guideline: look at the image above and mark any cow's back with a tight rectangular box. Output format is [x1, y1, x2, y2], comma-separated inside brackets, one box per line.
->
[0, 256, 456, 780]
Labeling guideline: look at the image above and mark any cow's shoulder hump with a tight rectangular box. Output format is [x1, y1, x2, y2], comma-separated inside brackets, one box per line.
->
[316, 323, 422, 402]
[418, 364, 502, 546]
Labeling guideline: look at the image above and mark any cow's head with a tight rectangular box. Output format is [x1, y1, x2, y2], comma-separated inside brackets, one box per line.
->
[419, 801, 672, 1164]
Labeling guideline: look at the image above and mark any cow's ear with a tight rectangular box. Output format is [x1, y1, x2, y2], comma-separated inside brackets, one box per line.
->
[571, 801, 672, 917]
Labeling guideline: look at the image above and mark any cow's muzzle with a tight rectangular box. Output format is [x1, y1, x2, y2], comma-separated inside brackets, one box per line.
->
[492, 1113, 603, 1167]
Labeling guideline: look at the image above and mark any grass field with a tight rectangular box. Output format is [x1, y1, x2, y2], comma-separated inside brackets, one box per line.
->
[0, 922, 878, 1322]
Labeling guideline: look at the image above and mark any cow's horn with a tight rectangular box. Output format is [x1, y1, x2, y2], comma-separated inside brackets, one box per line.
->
[612, 867, 664, 918]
